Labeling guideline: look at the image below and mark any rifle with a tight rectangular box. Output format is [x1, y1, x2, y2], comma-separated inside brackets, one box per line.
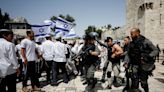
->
[71, 44, 95, 60]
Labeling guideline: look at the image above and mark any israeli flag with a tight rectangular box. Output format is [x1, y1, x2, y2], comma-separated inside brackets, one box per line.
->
[62, 28, 79, 39]
[44, 20, 56, 35]
[55, 17, 74, 37]
[31, 24, 50, 37]
[44, 20, 56, 29]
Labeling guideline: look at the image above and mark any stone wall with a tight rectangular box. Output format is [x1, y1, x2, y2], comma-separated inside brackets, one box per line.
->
[125, 0, 164, 49]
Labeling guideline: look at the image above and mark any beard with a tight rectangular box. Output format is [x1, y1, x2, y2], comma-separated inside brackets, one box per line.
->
[132, 36, 137, 40]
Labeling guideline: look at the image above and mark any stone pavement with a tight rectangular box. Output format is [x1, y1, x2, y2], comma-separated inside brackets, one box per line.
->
[16, 62, 164, 92]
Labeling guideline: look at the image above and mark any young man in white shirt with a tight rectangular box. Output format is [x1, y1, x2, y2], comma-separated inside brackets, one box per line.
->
[21, 30, 40, 92]
[41, 34, 54, 84]
[52, 37, 68, 86]
[0, 29, 20, 92]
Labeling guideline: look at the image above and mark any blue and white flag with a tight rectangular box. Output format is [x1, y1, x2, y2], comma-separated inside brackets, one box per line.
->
[44, 20, 56, 35]
[31, 24, 50, 37]
[55, 17, 74, 37]
[62, 28, 79, 39]
[44, 20, 56, 29]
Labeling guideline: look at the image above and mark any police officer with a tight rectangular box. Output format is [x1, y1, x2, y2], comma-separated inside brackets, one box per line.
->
[124, 28, 158, 92]
[122, 36, 131, 91]
[81, 33, 100, 91]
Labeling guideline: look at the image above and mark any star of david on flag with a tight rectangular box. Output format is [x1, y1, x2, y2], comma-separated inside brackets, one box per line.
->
[55, 17, 74, 37]
[31, 24, 50, 37]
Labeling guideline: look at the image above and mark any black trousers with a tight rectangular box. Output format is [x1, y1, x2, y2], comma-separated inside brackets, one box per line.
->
[52, 62, 68, 84]
[0, 73, 17, 92]
[45, 61, 52, 81]
[22, 61, 40, 88]
[130, 65, 149, 92]
[17, 59, 23, 81]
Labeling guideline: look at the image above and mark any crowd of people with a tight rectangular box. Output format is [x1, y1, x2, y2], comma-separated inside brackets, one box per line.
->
[0, 27, 161, 92]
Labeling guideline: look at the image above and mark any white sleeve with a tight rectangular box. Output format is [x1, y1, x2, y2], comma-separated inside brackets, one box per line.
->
[71, 44, 79, 54]
[64, 44, 68, 54]
[21, 39, 26, 49]
[9, 44, 19, 69]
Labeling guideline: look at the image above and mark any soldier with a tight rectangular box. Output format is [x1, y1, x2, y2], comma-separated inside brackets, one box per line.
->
[124, 28, 158, 92]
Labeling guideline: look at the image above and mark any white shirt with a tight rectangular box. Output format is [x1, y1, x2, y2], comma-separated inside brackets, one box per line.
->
[41, 40, 54, 61]
[53, 41, 67, 62]
[0, 38, 19, 77]
[15, 44, 22, 59]
[71, 43, 79, 54]
[21, 38, 37, 62]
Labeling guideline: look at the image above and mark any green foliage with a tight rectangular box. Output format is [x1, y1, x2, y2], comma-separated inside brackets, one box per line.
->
[65, 14, 75, 23]
[107, 24, 112, 30]
[59, 14, 65, 19]
[84, 26, 102, 39]
[112, 26, 120, 31]
[0, 9, 10, 29]
[50, 16, 57, 21]
[51, 14, 75, 23]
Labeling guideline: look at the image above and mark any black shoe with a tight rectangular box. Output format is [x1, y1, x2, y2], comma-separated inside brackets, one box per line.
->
[64, 80, 68, 83]
[47, 81, 51, 84]
[51, 83, 58, 86]
[106, 86, 112, 89]
[162, 61, 164, 65]
[101, 79, 105, 83]
[123, 86, 129, 92]
[113, 82, 121, 87]
[82, 81, 87, 85]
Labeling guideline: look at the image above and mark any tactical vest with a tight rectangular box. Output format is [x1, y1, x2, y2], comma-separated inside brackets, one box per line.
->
[82, 44, 99, 65]
[129, 36, 145, 65]
[129, 36, 155, 70]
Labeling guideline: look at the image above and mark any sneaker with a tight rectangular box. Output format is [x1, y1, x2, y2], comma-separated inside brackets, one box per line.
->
[123, 86, 129, 92]
[106, 86, 112, 89]
[51, 82, 58, 86]
[91, 79, 97, 88]
[101, 79, 105, 83]
[32, 86, 41, 91]
[22, 87, 28, 92]
[82, 81, 87, 85]
[64, 80, 68, 83]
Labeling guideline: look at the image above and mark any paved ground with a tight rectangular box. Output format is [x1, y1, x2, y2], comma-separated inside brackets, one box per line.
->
[17, 61, 164, 92]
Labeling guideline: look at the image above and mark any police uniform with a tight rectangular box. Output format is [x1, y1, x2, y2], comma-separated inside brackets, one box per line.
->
[81, 34, 100, 91]
[125, 35, 158, 92]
